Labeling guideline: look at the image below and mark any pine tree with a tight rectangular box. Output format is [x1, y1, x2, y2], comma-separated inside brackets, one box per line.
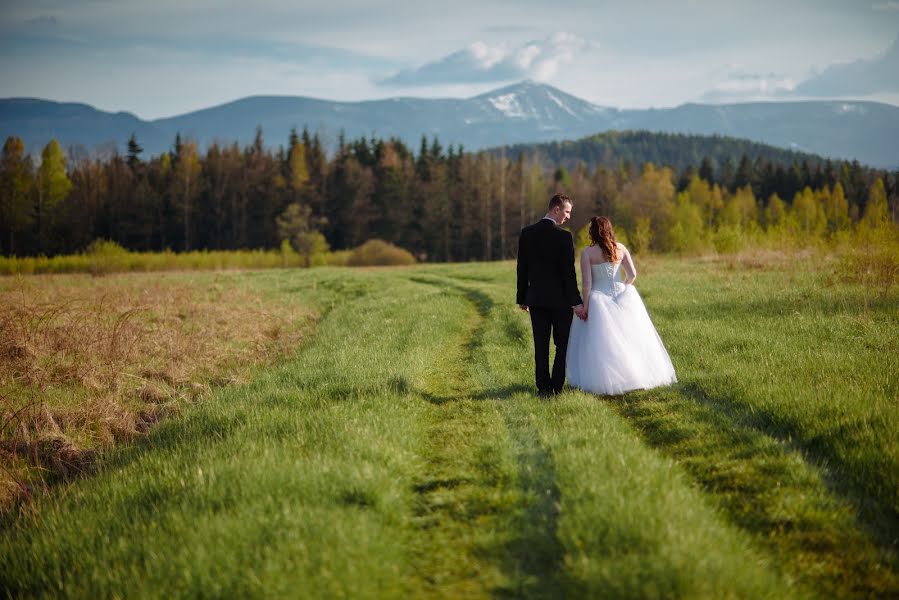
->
[126, 133, 143, 173]
[719, 157, 736, 191]
[698, 157, 714, 184]
[416, 136, 429, 181]
[172, 133, 183, 164]
[734, 154, 753, 190]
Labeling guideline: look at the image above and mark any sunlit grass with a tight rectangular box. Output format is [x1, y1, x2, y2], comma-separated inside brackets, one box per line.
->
[1, 252, 897, 598]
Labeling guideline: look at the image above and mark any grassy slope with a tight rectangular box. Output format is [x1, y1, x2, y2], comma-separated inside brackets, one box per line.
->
[1, 257, 897, 598]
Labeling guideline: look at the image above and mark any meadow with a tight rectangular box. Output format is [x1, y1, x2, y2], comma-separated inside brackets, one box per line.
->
[0, 252, 897, 598]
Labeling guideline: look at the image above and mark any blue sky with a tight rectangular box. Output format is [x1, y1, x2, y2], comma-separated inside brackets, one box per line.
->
[1, 0, 898, 119]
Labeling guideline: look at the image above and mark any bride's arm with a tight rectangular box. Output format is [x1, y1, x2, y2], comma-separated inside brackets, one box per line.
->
[580, 250, 592, 311]
[621, 245, 637, 285]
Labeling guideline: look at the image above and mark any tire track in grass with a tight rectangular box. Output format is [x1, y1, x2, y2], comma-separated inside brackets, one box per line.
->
[407, 276, 567, 599]
[408, 276, 514, 598]
[421, 276, 568, 599]
[494, 408, 566, 600]
[456, 282, 568, 599]
[440, 271, 806, 597]
[412, 263, 897, 597]
[443, 266, 897, 596]
[609, 385, 899, 598]
[451, 282, 568, 600]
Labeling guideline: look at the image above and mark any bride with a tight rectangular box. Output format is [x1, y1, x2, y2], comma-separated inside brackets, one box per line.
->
[566, 216, 677, 395]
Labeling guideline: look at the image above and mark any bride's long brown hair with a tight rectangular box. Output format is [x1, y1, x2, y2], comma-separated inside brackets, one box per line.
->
[589, 216, 619, 263]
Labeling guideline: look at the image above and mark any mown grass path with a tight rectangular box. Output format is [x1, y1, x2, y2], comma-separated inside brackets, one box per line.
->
[408, 276, 567, 598]
[408, 276, 516, 596]
[1, 259, 897, 598]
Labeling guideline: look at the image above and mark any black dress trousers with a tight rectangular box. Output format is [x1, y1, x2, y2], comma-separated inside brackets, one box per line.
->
[529, 306, 573, 394]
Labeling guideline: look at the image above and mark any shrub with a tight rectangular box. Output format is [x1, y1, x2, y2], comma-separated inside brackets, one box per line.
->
[347, 239, 416, 266]
[712, 226, 744, 254]
[86, 239, 130, 276]
[326, 250, 352, 267]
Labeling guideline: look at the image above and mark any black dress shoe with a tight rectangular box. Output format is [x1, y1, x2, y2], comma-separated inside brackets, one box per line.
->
[537, 388, 553, 399]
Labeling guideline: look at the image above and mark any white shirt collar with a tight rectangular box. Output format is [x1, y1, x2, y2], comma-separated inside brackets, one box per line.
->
[542, 216, 559, 225]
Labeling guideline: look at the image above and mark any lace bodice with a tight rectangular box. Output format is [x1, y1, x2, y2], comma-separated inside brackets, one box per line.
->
[590, 262, 625, 296]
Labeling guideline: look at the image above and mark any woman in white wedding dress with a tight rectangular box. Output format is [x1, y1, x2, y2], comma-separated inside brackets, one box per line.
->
[566, 216, 677, 395]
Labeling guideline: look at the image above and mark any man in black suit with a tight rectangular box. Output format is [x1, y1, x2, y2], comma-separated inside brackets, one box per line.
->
[517, 193, 586, 397]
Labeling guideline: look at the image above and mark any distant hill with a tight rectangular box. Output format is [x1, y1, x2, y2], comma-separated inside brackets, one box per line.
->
[2, 81, 898, 168]
[0, 98, 170, 157]
[611, 100, 899, 170]
[490, 130, 835, 173]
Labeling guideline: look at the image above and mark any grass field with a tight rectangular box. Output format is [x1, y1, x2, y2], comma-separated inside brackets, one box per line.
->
[0, 271, 314, 506]
[1, 254, 897, 598]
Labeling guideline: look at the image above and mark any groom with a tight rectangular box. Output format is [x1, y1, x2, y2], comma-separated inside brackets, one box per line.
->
[517, 193, 585, 397]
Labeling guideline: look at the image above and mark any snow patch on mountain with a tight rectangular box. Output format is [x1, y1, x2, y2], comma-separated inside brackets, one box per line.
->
[836, 103, 867, 115]
[546, 90, 578, 118]
[488, 93, 528, 118]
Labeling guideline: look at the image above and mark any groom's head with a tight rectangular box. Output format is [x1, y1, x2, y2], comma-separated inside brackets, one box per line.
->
[546, 194, 573, 225]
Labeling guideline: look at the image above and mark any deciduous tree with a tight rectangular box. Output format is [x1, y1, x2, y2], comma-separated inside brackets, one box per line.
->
[0, 137, 33, 255]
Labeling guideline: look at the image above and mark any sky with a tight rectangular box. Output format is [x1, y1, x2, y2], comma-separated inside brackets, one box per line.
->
[1, 0, 898, 120]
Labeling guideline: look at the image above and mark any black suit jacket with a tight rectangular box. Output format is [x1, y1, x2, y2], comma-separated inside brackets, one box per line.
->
[516, 218, 582, 308]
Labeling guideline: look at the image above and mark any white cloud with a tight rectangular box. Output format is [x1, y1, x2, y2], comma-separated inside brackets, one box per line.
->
[697, 34, 899, 104]
[0, 43, 388, 120]
[377, 32, 597, 86]
[2, 1, 895, 113]
[698, 66, 797, 102]
[795, 35, 899, 96]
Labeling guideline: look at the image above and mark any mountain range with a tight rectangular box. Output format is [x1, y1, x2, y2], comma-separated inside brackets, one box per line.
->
[2, 81, 898, 169]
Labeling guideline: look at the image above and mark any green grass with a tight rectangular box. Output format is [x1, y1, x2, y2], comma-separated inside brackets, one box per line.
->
[1, 256, 897, 598]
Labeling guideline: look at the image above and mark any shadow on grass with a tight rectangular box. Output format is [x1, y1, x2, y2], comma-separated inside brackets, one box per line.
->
[608, 383, 899, 597]
[495, 411, 566, 600]
[676, 382, 899, 550]
[418, 384, 534, 406]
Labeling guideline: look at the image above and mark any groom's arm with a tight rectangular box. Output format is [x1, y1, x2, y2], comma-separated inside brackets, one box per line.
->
[561, 231, 583, 307]
[516, 229, 529, 306]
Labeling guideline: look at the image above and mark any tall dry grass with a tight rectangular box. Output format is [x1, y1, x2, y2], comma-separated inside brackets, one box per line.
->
[0, 272, 314, 509]
[834, 228, 899, 312]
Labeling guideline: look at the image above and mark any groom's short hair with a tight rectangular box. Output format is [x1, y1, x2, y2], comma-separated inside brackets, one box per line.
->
[548, 193, 571, 210]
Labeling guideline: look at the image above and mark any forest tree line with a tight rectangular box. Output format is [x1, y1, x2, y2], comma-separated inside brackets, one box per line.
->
[1, 127, 897, 261]
[493, 130, 841, 176]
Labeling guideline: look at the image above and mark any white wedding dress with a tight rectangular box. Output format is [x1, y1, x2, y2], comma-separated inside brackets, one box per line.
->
[566, 259, 677, 395]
